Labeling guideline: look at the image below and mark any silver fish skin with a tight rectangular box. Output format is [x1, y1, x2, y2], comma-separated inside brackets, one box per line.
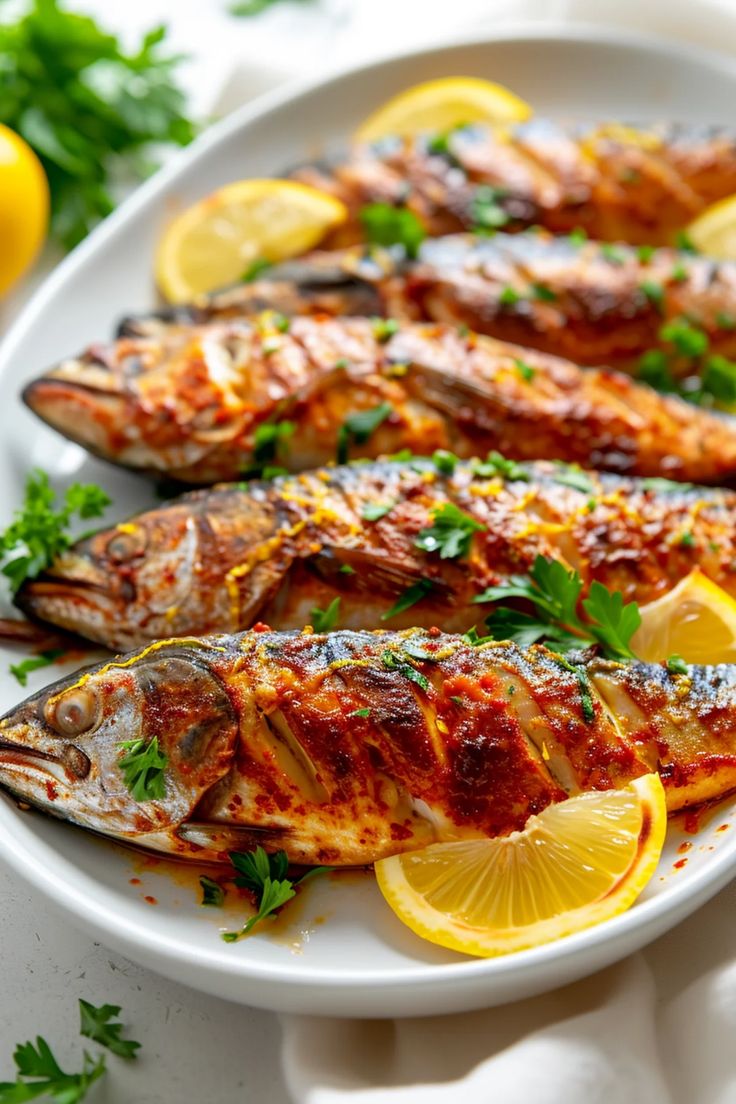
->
[1, 629, 735, 865]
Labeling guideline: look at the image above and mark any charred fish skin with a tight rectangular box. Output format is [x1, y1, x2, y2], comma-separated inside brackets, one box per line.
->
[118, 233, 736, 380]
[291, 119, 736, 247]
[15, 458, 736, 652]
[22, 313, 736, 486]
[0, 629, 734, 864]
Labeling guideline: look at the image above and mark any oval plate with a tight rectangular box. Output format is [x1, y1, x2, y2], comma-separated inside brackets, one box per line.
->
[2, 26, 736, 1017]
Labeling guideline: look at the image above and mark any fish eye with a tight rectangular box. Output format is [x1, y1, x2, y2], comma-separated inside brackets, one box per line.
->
[106, 528, 146, 563]
[45, 687, 100, 737]
[61, 744, 91, 779]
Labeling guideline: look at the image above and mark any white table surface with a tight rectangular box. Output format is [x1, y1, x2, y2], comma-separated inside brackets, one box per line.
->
[4, 1, 736, 1099]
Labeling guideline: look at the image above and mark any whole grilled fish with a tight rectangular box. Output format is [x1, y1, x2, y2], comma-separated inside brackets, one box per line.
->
[15, 458, 736, 651]
[0, 629, 733, 864]
[120, 233, 736, 393]
[23, 314, 736, 486]
[292, 119, 736, 246]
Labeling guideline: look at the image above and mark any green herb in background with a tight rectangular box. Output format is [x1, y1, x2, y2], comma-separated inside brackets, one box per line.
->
[310, 595, 341, 632]
[336, 402, 393, 464]
[0, 0, 195, 249]
[360, 203, 426, 258]
[78, 1000, 140, 1060]
[0, 1039, 105, 1103]
[9, 648, 65, 687]
[230, 0, 316, 14]
[0, 470, 110, 593]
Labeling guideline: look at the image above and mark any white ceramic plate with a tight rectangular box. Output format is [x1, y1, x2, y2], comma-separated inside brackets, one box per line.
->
[2, 26, 736, 1018]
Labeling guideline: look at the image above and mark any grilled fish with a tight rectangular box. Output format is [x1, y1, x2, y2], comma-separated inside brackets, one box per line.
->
[23, 314, 736, 486]
[0, 628, 733, 864]
[292, 120, 736, 246]
[15, 458, 736, 651]
[119, 232, 736, 390]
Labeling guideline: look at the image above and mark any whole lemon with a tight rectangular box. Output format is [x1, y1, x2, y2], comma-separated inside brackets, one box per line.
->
[0, 123, 49, 296]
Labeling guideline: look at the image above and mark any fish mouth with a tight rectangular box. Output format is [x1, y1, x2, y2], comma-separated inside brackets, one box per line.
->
[23, 375, 126, 459]
[15, 570, 123, 644]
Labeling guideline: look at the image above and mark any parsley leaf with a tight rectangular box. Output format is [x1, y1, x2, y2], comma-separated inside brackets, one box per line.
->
[0, 470, 110, 593]
[667, 654, 688, 675]
[337, 402, 393, 464]
[600, 243, 626, 265]
[432, 449, 458, 474]
[251, 420, 294, 466]
[362, 501, 394, 521]
[0, 1, 195, 250]
[359, 203, 425, 258]
[514, 358, 535, 382]
[381, 579, 433, 621]
[241, 257, 272, 282]
[9, 649, 65, 687]
[381, 649, 430, 691]
[471, 451, 530, 481]
[660, 318, 708, 357]
[222, 847, 332, 941]
[0, 1037, 106, 1103]
[415, 502, 485, 559]
[230, 0, 316, 12]
[117, 737, 168, 802]
[310, 596, 340, 632]
[549, 462, 596, 495]
[639, 279, 665, 310]
[470, 185, 510, 232]
[474, 555, 641, 660]
[349, 707, 371, 718]
[199, 875, 225, 908]
[78, 1000, 140, 1061]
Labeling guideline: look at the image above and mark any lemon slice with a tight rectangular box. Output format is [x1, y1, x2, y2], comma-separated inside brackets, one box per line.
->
[686, 194, 736, 259]
[631, 568, 736, 664]
[354, 77, 532, 144]
[375, 774, 665, 958]
[155, 180, 348, 303]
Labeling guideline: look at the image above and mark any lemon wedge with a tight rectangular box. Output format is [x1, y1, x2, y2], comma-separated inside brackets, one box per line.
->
[354, 76, 532, 145]
[375, 774, 666, 958]
[155, 179, 348, 303]
[686, 194, 736, 259]
[632, 568, 736, 664]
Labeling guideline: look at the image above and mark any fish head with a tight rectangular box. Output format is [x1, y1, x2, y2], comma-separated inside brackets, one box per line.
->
[0, 641, 238, 846]
[15, 488, 281, 650]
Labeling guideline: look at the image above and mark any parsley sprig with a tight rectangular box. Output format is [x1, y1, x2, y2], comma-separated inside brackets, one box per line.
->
[415, 502, 485, 560]
[637, 315, 736, 405]
[222, 847, 332, 942]
[359, 203, 426, 258]
[310, 596, 340, 632]
[0, 0, 195, 249]
[337, 403, 393, 464]
[117, 737, 168, 802]
[475, 555, 641, 659]
[0, 470, 110, 593]
[78, 1001, 140, 1061]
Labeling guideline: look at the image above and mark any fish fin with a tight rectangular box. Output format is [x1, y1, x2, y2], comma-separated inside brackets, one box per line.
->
[177, 821, 289, 854]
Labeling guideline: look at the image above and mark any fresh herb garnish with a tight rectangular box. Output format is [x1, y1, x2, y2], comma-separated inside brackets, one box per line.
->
[381, 579, 433, 621]
[0, 470, 110, 593]
[371, 317, 399, 343]
[0, 0, 194, 250]
[9, 649, 65, 687]
[362, 501, 395, 521]
[251, 420, 294, 467]
[675, 230, 698, 253]
[222, 847, 331, 942]
[552, 655, 596, 722]
[670, 262, 688, 284]
[678, 531, 695, 548]
[337, 402, 393, 464]
[415, 502, 484, 560]
[600, 243, 626, 265]
[514, 358, 535, 382]
[432, 449, 458, 474]
[310, 596, 341, 632]
[659, 318, 709, 357]
[568, 227, 588, 246]
[78, 1000, 140, 1061]
[242, 257, 272, 282]
[0, 1037, 106, 1103]
[474, 555, 641, 659]
[470, 185, 510, 232]
[666, 654, 688, 675]
[499, 285, 522, 306]
[359, 203, 425, 258]
[199, 875, 225, 908]
[117, 737, 168, 802]
[531, 282, 557, 302]
[639, 279, 664, 310]
[381, 649, 430, 691]
[462, 625, 494, 646]
[349, 707, 371, 718]
[550, 463, 596, 495]
[472, 451, 529, 481]
[637, 244, 656, 263]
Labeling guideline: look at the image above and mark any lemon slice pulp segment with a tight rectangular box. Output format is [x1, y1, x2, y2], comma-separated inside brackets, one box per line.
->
[375, 774, 666, 958]
[686, 193, 736, 259]
[354, 76, 531, 144]
[632, 568, 736, 664]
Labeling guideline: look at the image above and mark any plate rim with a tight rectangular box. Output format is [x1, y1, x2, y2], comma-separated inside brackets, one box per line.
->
[2, 22, 736, 1011]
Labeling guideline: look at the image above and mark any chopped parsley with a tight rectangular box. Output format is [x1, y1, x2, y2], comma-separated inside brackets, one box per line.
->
[9, 649, 65, 687]
[242, 257, 272, 282]
[675, 231, 698, 253]
[666, 654, 688, 675]
[717, 311, 736, 331]
[659, 318, 708, 357]
[474, 554, 641, 660]
[432, 449, 459, 474]
[470, 185, 510, 232]
[339, 563, 356, 575]
[515, 358, 535, 382]
[359, 203, 426, 258]
[252, 420, 295, 467]
[415, 502, 485, 559]
[499, 285, 522, 306]
[337, 402, 393, 464]
[199, 875, 225, 908]
[553, 655, 595, 722]
[349, 707, 372, 718]
[310, 596, 341, 632]
[472, 451, 530, 481]
[670, 262, 688, 284]
[222, 847, 332, 942]
[78, 1000, 140, 1061]
[371, 317, 400, 343]
[381, 579, 433, 621]
[567, 227, 588, 246]
[639, 279, 665, 310]
[637, 244, 656, 263]
[0, 470, 111, 593]
[531, 282, 557, 302]
[549, 462, 596, 495]
[362, 501, 395, 521]
[600, 243, 626, 265]
[381, 650, 430, 692]
[678, 531, 695, 548]
[117, 737, 168, 802]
